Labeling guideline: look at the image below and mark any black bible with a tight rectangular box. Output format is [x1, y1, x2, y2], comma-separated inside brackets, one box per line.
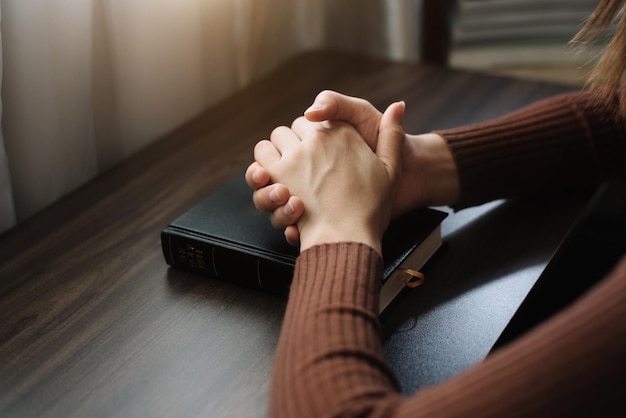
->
[161, 173, 447, 313]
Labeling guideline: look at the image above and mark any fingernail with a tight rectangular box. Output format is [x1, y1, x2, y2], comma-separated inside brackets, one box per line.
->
[252, 168, 262, 184]
[269, 188, 283, 203]
[283, 200, 296, 216]
[304, 102, 325, 114]
[394, 101, 406, 122]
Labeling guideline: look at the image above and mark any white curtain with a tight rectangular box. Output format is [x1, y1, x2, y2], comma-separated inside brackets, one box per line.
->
[0, 3, 15, 233]
[0, 0, 420, 233]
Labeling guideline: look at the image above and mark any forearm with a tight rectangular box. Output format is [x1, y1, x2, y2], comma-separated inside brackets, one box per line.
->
[436, 89, 626, 209]
[268, 243, 402, 417]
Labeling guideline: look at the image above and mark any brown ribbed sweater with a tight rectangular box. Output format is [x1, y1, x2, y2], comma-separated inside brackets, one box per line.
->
[268, 90, 626, 417]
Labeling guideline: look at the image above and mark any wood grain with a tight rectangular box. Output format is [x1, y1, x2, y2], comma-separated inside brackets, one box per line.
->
[0, 51, 585, 417]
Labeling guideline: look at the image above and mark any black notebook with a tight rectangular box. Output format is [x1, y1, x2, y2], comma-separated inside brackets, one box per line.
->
[161, 173, 447, 313]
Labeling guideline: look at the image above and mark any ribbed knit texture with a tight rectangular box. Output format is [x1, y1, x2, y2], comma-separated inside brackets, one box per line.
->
[269, 243, 404, 418]
[268, 90, 626, 417]
[438, 89, 626, 209]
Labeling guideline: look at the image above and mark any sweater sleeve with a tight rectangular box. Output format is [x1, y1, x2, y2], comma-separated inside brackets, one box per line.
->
[268, 243, 626, 417]
[437, 89, 626, 209]
[268, 90, 626, 417]
[268, 243, 404, 417]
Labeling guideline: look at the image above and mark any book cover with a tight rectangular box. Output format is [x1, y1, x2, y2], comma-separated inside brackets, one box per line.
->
[161, 173, 447, 313]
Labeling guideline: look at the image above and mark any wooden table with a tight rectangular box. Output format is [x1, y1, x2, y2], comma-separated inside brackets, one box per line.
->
[0, 51, 589, 417]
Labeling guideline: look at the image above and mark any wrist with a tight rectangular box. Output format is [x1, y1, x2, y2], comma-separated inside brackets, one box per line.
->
[299, 220, 383, 256]
[405, 133, 460, 207]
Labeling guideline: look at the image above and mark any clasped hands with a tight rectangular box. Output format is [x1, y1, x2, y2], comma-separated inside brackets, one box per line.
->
[245, 90, 460, 255]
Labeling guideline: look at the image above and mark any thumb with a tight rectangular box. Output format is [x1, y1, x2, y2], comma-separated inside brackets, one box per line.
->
[304, 90, 381, 149]
[376, 101, 405, 177]
[304, 90, 363, 121]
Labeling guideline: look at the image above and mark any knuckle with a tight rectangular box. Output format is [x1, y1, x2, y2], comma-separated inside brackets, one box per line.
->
[254, 140, 267, 152]
[316, 89, 334, 101]
[290, 116, 308, 130]
[270, 125, 288, 139]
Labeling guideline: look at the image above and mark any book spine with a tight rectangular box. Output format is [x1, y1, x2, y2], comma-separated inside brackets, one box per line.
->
[161, 231, 293, 295]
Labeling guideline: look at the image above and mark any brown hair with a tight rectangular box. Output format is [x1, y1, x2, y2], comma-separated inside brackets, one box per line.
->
[572, 0, 626, 113]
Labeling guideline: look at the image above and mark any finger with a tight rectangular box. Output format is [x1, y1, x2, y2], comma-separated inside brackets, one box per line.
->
[291, 116, 353, 142]
[290, 116, 324, 139]
[252, 183, 291, 212]
[254, 140, 281, 168]
[303, 90, 381, 148]
[270, 195, 304, 230]
[245, 162, 271, 190]
[269, 125, 301, 155]
[376, 101, 405, 178]
[284, 225, 301, 247]
[304, 90, 371, 122]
